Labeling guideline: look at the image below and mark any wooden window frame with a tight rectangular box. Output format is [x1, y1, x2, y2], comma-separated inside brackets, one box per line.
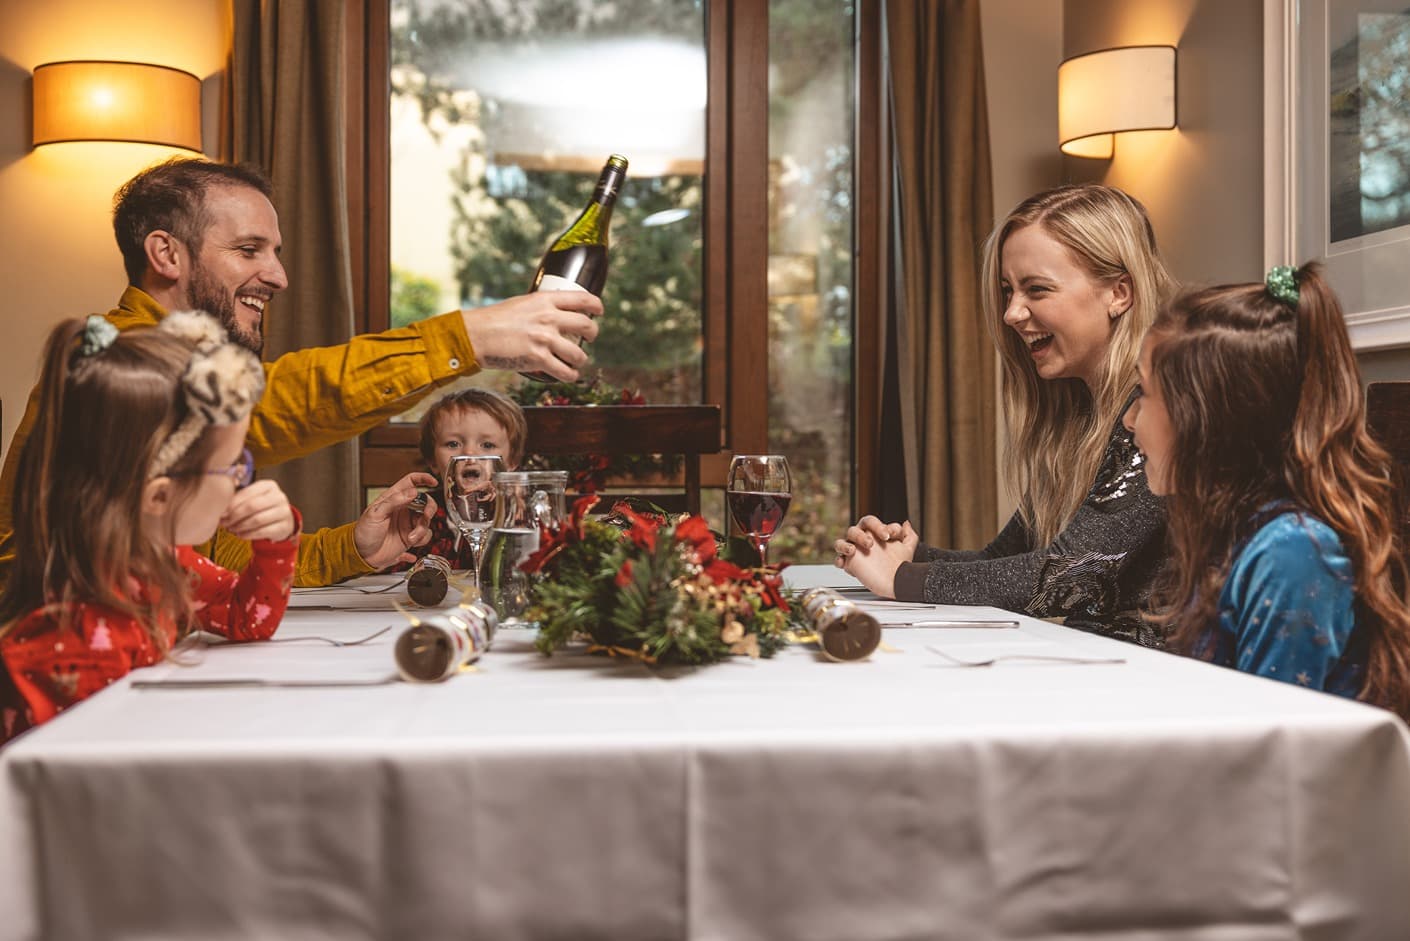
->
[345, 0, 882, 513]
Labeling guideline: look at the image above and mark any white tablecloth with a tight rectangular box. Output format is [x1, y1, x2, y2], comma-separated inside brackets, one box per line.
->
[2, 567, 1408, 940]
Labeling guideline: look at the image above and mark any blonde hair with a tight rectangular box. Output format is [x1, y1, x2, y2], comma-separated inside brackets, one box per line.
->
[980, 184, 1174, 545]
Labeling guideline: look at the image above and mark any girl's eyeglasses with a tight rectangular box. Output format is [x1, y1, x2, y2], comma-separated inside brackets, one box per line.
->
[172, 448, 255, 490]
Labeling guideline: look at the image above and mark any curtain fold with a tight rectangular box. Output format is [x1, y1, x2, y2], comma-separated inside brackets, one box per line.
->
[221, 0, 358, 531]
[879, 0, 996, 548]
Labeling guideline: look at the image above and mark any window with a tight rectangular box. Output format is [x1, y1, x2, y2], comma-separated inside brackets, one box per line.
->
[764, 0, 856, 560]
[387, 0, 707, 406]
[352, 0, 872, 561]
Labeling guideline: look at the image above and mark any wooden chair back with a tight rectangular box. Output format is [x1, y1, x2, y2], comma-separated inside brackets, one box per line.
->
[1366, 381, 1410, 542]
[523, 404, 722, 515]
[1368, 382, 1410, 475]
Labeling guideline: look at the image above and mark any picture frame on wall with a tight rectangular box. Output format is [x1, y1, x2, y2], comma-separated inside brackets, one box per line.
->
[1264, 0, 1410, 350]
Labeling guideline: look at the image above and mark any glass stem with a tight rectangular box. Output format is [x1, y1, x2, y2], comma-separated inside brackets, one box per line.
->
[468, 529, 486, 593]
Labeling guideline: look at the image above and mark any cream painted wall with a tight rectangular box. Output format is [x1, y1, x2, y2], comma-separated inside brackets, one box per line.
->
[981, 0, 1065, 527]
[1360, 349, 1410, 384]
[1062, 0, 1265, 288]
[982, 0, 1065, 222]
[981, 0, 1270, 526]
[0, 0, 226, 463]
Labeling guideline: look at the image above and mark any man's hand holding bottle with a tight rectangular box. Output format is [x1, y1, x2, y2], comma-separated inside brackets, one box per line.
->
[462, 291, 602, 382]
[460, 153, 626, 384]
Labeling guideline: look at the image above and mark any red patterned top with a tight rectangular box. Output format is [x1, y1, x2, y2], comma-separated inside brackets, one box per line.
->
[0, 519, 300, 745]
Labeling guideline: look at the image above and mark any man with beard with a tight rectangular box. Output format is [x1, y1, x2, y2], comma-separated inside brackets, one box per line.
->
[0, 158, 602, 586]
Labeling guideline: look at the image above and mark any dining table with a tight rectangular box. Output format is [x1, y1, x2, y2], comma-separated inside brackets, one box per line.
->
[2, 565, 1408, 941]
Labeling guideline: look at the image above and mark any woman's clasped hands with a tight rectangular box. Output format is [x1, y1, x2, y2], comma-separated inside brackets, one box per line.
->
[834, 515, 918, 599]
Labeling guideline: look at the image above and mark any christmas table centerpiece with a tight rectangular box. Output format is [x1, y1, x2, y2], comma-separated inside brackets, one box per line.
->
[521, 496, 800, 664]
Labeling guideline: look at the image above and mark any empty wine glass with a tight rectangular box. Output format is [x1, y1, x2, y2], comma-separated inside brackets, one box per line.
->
[726, 455, 792, 566]
[444, 454, 503, 596]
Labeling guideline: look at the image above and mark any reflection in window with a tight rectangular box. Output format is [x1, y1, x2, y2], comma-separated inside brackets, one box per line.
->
[1329, 12, 1410, 241]
[765, 1, 855, 561]
[387, 0, 859, 562]
[389, 0, 706, 405]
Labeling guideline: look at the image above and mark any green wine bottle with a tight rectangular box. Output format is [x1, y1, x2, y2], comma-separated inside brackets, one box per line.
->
[522, 153, 628, 382]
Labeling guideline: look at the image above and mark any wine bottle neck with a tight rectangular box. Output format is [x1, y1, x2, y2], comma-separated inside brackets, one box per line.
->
[553, 202, 610, 249]
[591, 166, 626, 206]
[546, 156, 627, 251]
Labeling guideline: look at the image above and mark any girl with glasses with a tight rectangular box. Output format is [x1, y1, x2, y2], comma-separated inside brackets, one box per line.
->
[0, 312, 300, 744]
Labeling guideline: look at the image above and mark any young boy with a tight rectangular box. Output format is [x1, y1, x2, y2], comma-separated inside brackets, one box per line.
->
[395, 389, 527, 570]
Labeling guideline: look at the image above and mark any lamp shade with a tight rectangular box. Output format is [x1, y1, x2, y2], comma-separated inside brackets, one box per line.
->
[1058, 45, 1176, 159]
[32, 60, 202, 151]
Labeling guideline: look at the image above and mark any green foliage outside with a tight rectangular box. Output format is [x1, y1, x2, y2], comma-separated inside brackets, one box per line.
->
[390, 266, 441, 328]
[390, 0, 857, 561]
[451, 166, 705, 399]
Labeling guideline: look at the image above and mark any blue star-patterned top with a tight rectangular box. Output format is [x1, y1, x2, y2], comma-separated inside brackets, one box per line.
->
[1199, 509, 1367, 698]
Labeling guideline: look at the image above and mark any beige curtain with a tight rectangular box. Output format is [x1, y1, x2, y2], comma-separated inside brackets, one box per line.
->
[879, 0, 995, 548]
[221, 0, 358, 530]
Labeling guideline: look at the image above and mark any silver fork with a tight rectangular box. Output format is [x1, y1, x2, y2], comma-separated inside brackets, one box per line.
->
[926, 645, 1125, 668]
[261, 626, 394, 647]
[167, 627, 392, 659]
[882, 619, 1020, 627]
[132, 674, 401, 690]
[297, 578, 406, 595]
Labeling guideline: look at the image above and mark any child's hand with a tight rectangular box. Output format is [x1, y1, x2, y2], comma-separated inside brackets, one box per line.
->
[355, 472, 439, 569]
[832, 520, 918, 599]
[221, 480, 299, 543]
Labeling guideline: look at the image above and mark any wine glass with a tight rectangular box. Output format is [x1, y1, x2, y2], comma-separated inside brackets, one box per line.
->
[444, 454, 503, 596]
[726, 455, 792, 566]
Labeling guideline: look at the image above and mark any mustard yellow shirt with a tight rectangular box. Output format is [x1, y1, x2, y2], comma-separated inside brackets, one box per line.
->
[0, 286, 479, 586]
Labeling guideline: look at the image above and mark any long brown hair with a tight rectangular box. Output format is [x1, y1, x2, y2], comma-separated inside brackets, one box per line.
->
[1147, 264, 1410, 718]
[980, 184, 1174, 544]
[0, 321, 222, 649]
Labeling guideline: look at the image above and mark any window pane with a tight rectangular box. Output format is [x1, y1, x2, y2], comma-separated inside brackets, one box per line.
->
[766, 1, 856, 561]
[389, 0, 707, 409]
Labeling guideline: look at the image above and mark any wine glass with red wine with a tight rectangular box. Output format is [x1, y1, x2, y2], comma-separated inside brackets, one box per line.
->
[726, 455, 792, 566]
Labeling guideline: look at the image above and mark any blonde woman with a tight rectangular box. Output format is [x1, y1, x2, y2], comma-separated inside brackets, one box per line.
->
[836, 184, 1175, 643]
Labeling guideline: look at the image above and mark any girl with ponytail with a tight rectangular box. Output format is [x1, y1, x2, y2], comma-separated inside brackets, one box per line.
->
[1124, 263, 1410, 716]
[1, 313, 301, 744]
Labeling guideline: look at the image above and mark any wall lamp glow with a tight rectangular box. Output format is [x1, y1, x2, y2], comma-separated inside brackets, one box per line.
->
[1058, 45, 1176, 159]
[32, 60, 202, 152]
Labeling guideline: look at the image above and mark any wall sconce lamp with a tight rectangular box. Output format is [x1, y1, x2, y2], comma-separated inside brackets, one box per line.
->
[1058, 45, 1176, 159]
[32, 60, 202, 152]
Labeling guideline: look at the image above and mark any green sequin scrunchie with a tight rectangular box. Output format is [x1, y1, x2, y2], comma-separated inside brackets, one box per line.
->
[1266, 265, 1299, 306]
